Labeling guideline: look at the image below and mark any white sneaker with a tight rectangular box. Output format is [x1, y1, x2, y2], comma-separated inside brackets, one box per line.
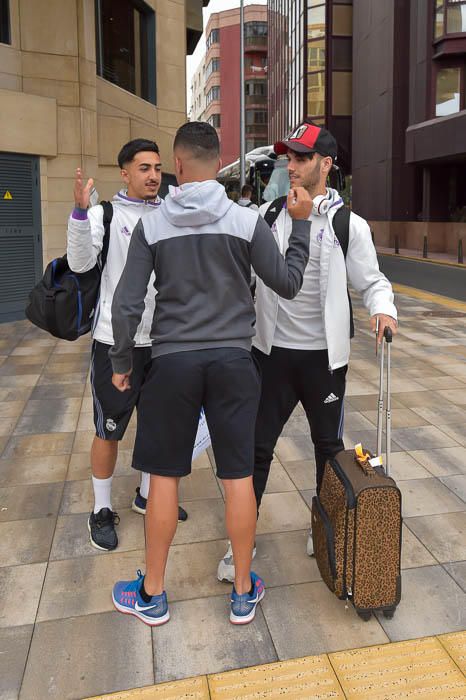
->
[217, 541, 257, 583]
[307, 529, 314, 557]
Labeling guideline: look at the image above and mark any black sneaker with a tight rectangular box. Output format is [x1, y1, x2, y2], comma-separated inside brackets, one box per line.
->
[131, 488, 188, 522]
[88, 508, 120, 551]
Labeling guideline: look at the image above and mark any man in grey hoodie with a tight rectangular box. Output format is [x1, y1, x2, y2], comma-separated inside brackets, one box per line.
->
[109, 121, 312, 627]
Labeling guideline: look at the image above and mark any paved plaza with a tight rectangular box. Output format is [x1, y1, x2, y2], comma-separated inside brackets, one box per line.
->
[0, 287, 465, 699]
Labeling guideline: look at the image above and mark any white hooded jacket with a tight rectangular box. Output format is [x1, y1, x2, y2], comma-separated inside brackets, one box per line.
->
[253, 188, 397, 370]
[67, 190, 160, 346]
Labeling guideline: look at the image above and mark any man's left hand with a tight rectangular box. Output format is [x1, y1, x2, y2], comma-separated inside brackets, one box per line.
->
[112, 370, 132, 392]
[370, 314, 398, 345]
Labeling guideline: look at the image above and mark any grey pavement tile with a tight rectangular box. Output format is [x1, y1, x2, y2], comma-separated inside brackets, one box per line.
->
[362, 408, 430, 429]
[0, 455, 69, 486]
[30, 383, 85, 400]
[192, 450, 213, 470]
[0, 387, 33, 402]
[274, 436, 314, 462]
[344, 411, 380, 431]
[0, 400, 26, 418]
[2, 432, 75, 459]
[254, 530, 321, 587]
[0, 364, 45, 376]
[37, 549, 145, 622]
[0, 563, 47, 628]
[261, 581, 389, 659]
[385, 377, 427, 393]
[0, 517, 55, 566]
[0, 483, 63, 522]
[21, 397, 82, 416]
[60, 475, 139, 514]
[72, 428, 136, 453]
[0, 374, 39, 388]
[282, 413, 310, 437]
[165, 539, 232, 601]
[178, 468, 223, 502]
[0, 625, 33, 700]
[300, 489, 316, 509]
[43, 360, 90, 374]
[346, 394, 405, 411]
[443, 561, 466, 593]
[386, 452, 433, 481]
[440, 475, 466, 502]
[345, 379, 379, 396]
[0, 417, 20, 437]
[343, 429, 403, 453]
[441, 363, 466, 378]
[256, 492, 311, 536]
[0, 436, 7, 456]
[37, 371, 89, 386]
[13, 411, 79, 435]
[398, 478, 465, 517]
[438, 389, 466, 405]
[76, 412, 95, 431]
[375, 565, 466, 641]
[172, 498, 227, 546]
[405, 512, 466, 563]
[408, 446, 466, 477]
[282, 460, 316, 491]
[436, 424, 466, 448]
[20, 612, 153, 700]
[411, 404, 466, 425]
[66, 449, 134, 481]
[50, 509, 145, 561]
[401, 525, 437, 569]
[391, 425, 459, 451]
[415, 375, 466, 390]
[392, 391, 446, 408]
[152, 596, 277, 683]
[263, 461, 297, 493]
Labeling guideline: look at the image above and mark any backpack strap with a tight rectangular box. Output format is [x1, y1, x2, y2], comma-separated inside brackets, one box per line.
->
[264, 195, 287, 228]
[100, 201, 113, 270]
[332, 206, 354, 339]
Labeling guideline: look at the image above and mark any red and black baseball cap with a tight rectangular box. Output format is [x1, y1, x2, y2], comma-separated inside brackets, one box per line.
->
[274, 122, 338, 160]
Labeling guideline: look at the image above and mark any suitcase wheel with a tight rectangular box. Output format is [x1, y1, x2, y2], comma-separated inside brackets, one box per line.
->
[382, 607, 396, 619]
[357, 610, 372, 622]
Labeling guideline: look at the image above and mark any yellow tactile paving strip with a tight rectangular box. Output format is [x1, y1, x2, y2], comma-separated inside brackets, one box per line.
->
[392, 283, 466, 312]
[86, 632, 466, 700]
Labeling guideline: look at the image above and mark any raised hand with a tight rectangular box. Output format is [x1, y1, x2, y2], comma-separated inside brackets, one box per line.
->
[287, 187, 313, 220]
[74, 168, 94, 209]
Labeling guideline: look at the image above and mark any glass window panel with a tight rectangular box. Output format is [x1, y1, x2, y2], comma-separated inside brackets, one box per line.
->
[435, 67, 461, 116]
[0, 0, 10, 44]
[332, 37, 352, 69]
[446, 3, 466, 33]
[308, 0, 325, 7]
[307, 71, 325, 116]
[308, 39, 325, 71]
[333, 5, 352, 35]
[332, 71, 352, 115]
[434, 8, 445, 37]
[308, 6, 326, 39]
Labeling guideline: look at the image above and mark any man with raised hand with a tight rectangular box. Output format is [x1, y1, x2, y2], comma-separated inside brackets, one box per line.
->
[109, 121, 312, 626]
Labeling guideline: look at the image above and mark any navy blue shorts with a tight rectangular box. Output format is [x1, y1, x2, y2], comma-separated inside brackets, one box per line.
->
[132, 347, 261, 479]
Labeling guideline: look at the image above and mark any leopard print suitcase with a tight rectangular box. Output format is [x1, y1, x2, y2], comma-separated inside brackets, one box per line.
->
[312, 328, 402, 620]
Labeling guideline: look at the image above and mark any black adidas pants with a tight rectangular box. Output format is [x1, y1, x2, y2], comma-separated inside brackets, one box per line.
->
[253, 346, 347, 509]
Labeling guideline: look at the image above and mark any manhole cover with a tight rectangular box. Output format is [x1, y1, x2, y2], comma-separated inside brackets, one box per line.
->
[423, 310, 466, 317]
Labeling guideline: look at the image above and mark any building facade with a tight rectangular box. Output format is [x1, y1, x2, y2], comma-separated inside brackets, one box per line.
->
[203, 4, 268, 167]
[352, 0, 466, 253]
[0, 0, 208, 321]
[189, 55, 207, 121]
[267, 0, 353, 173]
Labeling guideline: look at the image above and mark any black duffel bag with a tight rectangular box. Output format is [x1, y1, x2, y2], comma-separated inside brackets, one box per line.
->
[25, 201, 112, 341]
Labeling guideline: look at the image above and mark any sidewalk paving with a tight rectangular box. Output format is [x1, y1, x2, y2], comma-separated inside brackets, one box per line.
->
[0, 288, 465, 700]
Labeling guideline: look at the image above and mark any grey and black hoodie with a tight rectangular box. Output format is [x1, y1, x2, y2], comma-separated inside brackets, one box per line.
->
[109, 180, 310, 374]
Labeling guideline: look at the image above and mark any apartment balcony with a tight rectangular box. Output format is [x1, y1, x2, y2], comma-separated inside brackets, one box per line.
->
[245, 123, 268, 137]
[245, 94, 267, 106]
[245, 35, 268, 51]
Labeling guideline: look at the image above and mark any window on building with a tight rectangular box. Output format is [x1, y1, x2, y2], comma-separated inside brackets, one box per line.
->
[95, 0, 155, 104]
[245, 80, 267, 96]
[332, 71, 352, 114]
[246, 110, 268, 124]
[206, 85, 220, 104]
[308, 3, 325, 40]
[308, 71, 325, 116]
[434, 1, 466, 38]
[332, 37, 352, 70]
[333, 5, 352, 35]
[0, 0, 10, 44]
[208, 113, 221, 128]
[207, 28, 219, 48]
[205, 58, 220, 79]
[244, 21, 268, 38]
[308, 39, 325, 71]
[435, 66, 461, 115]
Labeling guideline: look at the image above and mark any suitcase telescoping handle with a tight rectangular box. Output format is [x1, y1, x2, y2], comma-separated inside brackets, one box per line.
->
[376, 326, 393, 476]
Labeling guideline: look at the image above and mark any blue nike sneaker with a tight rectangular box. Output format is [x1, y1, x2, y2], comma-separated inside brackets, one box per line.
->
[230, 571, 265, 625]
[112, 570, 170, 626]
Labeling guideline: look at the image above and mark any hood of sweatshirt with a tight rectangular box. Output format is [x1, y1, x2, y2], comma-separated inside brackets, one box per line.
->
[112, 189, 161, 210]
[162, 180, 233, 226]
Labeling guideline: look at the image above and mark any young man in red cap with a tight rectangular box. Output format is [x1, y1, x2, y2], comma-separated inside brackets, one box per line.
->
[218, 122, 398, 582]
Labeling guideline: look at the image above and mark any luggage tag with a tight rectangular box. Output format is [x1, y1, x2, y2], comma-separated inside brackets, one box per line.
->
[354, 443, 382, 475]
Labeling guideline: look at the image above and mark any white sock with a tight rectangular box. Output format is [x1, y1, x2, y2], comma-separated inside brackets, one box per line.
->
[92, 475, 113, 513]
[139, 472, 150, 500]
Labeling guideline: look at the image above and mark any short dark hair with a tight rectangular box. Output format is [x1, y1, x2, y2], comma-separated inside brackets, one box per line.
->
[118, 139, 160, 168]
[173, 121, 220, 160]
[241, 184, 253, 198]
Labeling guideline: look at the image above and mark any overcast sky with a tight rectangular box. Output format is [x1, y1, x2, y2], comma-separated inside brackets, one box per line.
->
[186, 0, 267, 110]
